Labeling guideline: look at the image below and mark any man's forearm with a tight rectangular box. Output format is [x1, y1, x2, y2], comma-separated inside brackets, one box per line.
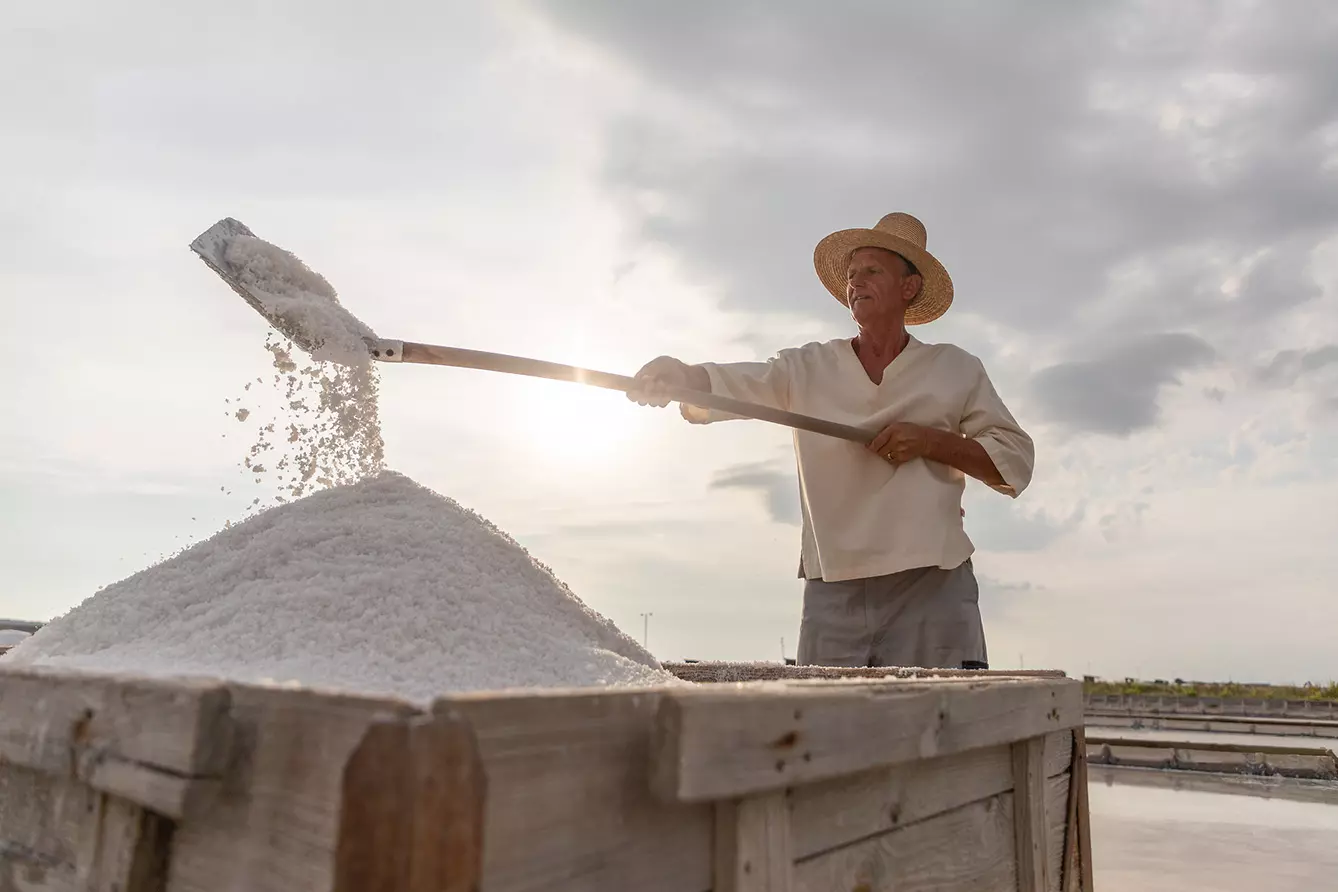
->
[922, 428, 1005, 487]
[685, 363, 711, 392]
[677, 363, 714, 423]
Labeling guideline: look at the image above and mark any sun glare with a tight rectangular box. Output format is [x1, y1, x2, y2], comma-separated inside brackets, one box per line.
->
[521, 378, 642, 467]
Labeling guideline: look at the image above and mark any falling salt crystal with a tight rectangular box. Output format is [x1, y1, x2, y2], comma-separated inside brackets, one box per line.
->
[216, 287, 384, 514]
[235, 408, 250, 422]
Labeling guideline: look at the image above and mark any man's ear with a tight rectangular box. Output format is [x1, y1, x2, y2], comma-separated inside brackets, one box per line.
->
[903, 274, 923, 305]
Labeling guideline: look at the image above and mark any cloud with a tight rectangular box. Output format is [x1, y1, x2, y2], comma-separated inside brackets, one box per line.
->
[526, 0, 1338, 345]
[709, 460, 801, 526]
[965, 489, 1086, 552]
[976, 575, 1050, 626]
[1029, 333, 1218, 435]
[1098, 501, 1152, 543]
[1257, 344, 1338, 387]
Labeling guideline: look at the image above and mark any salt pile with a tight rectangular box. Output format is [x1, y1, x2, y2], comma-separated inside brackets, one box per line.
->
[1, 472, 678, 702]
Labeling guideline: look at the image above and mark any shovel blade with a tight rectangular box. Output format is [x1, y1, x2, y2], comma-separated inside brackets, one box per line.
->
[190, 217, 313, 352]
[189, 217, 377, 364]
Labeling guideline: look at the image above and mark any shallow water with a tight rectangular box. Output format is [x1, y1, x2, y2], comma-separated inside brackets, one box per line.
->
[1089, 781, 1338, 891]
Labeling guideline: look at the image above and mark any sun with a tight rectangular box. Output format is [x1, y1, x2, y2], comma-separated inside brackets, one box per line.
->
[519, 377, 642, 467]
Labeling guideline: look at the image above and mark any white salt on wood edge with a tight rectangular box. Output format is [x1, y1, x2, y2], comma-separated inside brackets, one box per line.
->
[2, 472, 681, 702]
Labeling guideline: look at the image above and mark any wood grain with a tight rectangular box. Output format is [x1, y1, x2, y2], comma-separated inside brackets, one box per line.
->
[1074, 728, 1094, 892]
[0, 764, 172, 892]
[789, 730, 1072, 860]
[332, 718, 412, 892]
[165, 683, 422, 892]
[652, 677, 1082, 802]
[1061, 730, 1083, 892]
[0, 667, 232, 817]
[793, 774, 1071, 892]
[408, 710, 486, 892]
[1011, 736, 1049, 892]
[716, 792, 793, 892]
[438, 688, 714, 892]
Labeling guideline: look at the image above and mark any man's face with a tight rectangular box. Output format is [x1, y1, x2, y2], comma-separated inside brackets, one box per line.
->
[845, 247, 920, 327]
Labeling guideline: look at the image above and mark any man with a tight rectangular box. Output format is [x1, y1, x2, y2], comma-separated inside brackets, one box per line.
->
[627, 212, 1034, 670]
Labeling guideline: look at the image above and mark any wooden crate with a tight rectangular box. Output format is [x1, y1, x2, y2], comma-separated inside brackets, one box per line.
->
[0, 665, 1093, 891]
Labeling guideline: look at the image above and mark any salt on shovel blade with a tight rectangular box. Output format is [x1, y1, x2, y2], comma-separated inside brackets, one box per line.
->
[190, 217, 378, 368]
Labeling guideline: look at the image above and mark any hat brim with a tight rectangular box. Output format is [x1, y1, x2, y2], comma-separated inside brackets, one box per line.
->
[813, 228, 953, 325]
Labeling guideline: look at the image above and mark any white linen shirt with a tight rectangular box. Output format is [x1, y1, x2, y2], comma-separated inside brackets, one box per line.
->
[685, 335, 1034, 583]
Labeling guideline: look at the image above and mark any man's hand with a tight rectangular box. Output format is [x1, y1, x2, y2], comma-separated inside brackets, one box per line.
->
[870, 421, 1008, 488]
[867, 422, 931, 465]
[627, 356, 709, 408]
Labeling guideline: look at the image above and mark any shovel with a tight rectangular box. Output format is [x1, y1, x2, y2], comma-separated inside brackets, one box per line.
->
[189, 217, 877, 445]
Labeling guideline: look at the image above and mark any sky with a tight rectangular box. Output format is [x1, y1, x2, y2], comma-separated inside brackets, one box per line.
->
[4, 0, 1337, 684]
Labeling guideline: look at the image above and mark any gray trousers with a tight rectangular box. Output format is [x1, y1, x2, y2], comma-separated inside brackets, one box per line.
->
[796, 559, 988, 669]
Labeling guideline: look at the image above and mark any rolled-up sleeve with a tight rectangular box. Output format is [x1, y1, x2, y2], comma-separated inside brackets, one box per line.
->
[679, 354, 793, 424]
[959, 357, 1034, 498]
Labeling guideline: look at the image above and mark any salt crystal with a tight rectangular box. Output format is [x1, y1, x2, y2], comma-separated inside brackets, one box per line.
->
[215, 233, 386, 507]
[2, 471, 680, 701]
[222, 234, 376, 370]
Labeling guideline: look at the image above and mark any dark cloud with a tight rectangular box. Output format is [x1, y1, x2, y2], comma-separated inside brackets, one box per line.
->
[1029, 332, 1217, 435]
[1257, 344, 1338, 388]
[709, 461, 801, 525]
[529, 0, 1338, 381]
[964, 489, 1085, 552]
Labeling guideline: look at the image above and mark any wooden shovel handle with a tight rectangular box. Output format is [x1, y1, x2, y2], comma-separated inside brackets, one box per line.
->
[389, 341, 877, 445]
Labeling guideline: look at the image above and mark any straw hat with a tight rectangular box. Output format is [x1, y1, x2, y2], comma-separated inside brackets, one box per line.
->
[813, 212, 953, 325]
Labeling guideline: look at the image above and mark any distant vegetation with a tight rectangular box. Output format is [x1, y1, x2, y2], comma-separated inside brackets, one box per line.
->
[1084, 678, 1338, 702]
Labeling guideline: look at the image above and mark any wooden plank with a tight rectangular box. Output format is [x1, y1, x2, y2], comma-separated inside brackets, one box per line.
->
[332, 710, 486, 892]
[652, 676, 1083, 802]
[0, 764, 172, 892]
[84, 795, 173, 892]
[407, 709, 486, 892]
[1012, 736, 1049, 892]
[85, 757, 220, 822]
[0, 667, 232, 817]
[1085, 710, 1338, 737]
[789, 730, 1072, 860]
[439, 688, 713, 892]
[1060, 731, 1083, 892]
[1074, 728, 1093, 892]
[0, 763, 95, 890]
[332, 718, 412, 892]
[1086, 736, 1338, 779]
[167, 682, 708, 892]
[715, 792, 792, 892]
[0, 667, 232, 777]
[165, 683, 422, 892]
[792, 775, 1070, 892]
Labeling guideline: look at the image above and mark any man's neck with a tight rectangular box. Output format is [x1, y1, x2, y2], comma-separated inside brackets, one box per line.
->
[854, 325, 910, 366]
